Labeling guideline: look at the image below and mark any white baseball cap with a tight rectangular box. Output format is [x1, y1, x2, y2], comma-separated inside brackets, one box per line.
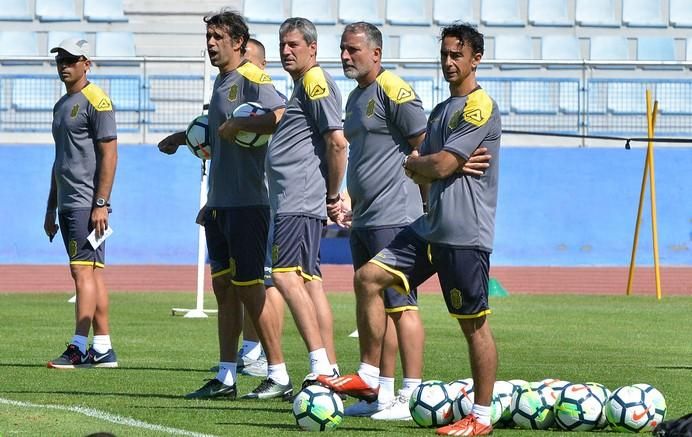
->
[50, 37, 90, 59]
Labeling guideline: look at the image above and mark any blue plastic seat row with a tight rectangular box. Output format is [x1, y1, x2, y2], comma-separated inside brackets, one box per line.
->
[0, 0, 126, 22]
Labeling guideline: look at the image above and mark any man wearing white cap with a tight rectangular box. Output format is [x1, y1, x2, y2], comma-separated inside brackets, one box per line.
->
[44, 38, 120, 369]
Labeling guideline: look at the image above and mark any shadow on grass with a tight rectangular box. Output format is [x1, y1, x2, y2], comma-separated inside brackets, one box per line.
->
[0, 362, 212, 373]
[133, 404, 293, 413]
[219, 422, 390, 432]
[654, 365, 692, 370]
[1, 389, 184, 400]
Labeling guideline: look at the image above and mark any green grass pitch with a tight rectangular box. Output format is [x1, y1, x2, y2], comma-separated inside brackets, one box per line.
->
[0, 292, 690, 436]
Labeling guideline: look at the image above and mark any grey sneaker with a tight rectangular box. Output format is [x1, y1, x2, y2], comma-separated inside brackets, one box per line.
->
[241, 378, 293, 400]
[47, 344, 90, 369]
[184, 379, 237, 400]
[238, 355, 268, 377]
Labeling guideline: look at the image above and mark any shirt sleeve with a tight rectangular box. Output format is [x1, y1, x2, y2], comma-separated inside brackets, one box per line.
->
[442, 108, 495, 161]
[257, 82, 286, 111]
[307, 80, 343, 135]
[89, 104, 117, 143]
[385, 91, 427, 139]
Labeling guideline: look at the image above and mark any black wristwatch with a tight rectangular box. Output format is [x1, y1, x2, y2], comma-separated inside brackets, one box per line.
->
[326, 193, 341, 205]
[95, 197, 108, 208]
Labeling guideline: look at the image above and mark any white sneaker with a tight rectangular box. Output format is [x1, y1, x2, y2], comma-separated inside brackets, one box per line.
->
[370, 392, 412, 421]
[344, 399, 379, 417]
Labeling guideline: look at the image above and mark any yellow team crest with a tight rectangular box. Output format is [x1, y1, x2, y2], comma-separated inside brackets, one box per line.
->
[450, 288, 463, 309]
[272, 244, 279, 264]
[70, 104, 80, 118]
[228, 84, 239, 102]
[69, 239, 78, 258]
[448, 109, 464, 130]
[229, 258, 237, 277]
[366, 99, 376, 118]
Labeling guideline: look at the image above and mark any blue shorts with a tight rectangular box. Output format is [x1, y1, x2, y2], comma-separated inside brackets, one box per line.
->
[351, 227, 418, 312]
[204, 206, 269, 286]
[58, 209, 106, 268]
[271, 214, 323, 281]
[370, 227, 491, 318]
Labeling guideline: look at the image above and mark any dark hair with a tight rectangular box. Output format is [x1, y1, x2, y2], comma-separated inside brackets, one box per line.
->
[204, 9, 249, 54]
[343, 22, 382, 49]
[279, 17, 318, 45]
[247, 37, 266, 58]
[440, 22, 484, 56]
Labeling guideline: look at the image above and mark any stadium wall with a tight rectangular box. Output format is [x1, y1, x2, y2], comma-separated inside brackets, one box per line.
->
[1, 145, 690, 266]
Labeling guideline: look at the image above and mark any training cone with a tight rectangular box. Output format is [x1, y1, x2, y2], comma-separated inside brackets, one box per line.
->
[488, 278, 509, 297]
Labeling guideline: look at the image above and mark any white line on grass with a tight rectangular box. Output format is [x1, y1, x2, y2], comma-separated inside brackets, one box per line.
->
[0, 397, 218, 437]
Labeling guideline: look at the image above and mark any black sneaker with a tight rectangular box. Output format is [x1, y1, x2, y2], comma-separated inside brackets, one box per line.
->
[241, 378, 293, 400]
[47, 344, 90, 369]
[184, 379, 237, 400]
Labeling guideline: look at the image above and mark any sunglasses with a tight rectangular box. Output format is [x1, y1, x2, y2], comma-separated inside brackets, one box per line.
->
[55, 55, 85, 65]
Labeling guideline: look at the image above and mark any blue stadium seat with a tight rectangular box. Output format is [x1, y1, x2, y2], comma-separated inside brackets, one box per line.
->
[656, 82, 692, 115]
[576, 0, 618, 27]
[35, 0, 80, 21]
[434, 0, 477, 25]
[481, 0, 524, 26]
[47, 32, 87, 55]
[399, 34, 438, 63]
[637, 37, 675, 61]
[622, 0, 665, 27]
[292, 0, 335, 24]
[252, 33, 279, 62]
[589, 36, 629, 60]
[477, 79, 509, 114]
[0, 0, 31, 20]
[528, 0, 571, 26]
[244, 0, 285, 24]
[386, 0, 428, 26]
[0, 31, 39, 58]
[606, 81, 647, 114]
[494, 35, 533, 60]
[12, 77, 61, 111]
[541, 35, 581, 60]
[510, 81, 558, 114]
[339, 0, 383, 24]
[95, 32, 136, 57]
[92, 76, 154, 112]
[670, 0, 692, 27]
[586, 80, 607, 114]
[84, 0, 128, 22]
[559, 81, 580, 114]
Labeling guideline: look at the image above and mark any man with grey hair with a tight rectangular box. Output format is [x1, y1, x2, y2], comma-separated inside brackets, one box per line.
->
[325, 22, 490, 420]
[265, 17, 348, 380]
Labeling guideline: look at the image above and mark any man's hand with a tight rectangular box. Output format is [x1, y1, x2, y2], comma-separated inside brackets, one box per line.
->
[195, 205, 207, 226]
[44, 210, 59, 242]
[158, 131, 186, 155]
[460, 147, 491, 176]
[218, 119, 241, 143]
[91, 207, 109, 239]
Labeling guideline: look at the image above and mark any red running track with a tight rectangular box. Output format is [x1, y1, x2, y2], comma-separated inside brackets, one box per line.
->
[0, 265, 690, 295]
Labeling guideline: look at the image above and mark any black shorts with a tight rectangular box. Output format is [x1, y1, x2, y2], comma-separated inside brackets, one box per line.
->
[58, 209, 106, 268]
[271, 214, 324, 281]
[351, 227, 418, 312]
[370, 227, 491, 318]
[204, 206, 269, 286]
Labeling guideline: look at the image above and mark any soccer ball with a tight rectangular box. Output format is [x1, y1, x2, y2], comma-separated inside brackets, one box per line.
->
[408, 380, 455, 428]
[510, 383, 555, 429]
[292, 385, 344, 432]
[605, 385, 655, 433]
[231, 102, 271, 147]
[450, 379, 474, 421]
[185, 114, 211, 160]
[554, 383, 604, 431]
[633, 383, 667, 431]
[493, 380, 519, 427]
[585, 382, 611, 429]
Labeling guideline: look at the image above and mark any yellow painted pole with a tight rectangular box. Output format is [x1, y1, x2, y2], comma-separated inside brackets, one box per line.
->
[647, 96, 662, 300]
[626, 91, 658, 296]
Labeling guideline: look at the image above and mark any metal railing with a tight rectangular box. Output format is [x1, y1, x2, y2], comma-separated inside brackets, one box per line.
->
[1, 57, 691, 144]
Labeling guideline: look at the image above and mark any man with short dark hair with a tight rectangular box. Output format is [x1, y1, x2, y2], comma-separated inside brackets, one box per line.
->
[266, 17, 348, 380]
[158, 9, 291, 400]
[319, 23, 501, 436]
[45, 37, 119, 369]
